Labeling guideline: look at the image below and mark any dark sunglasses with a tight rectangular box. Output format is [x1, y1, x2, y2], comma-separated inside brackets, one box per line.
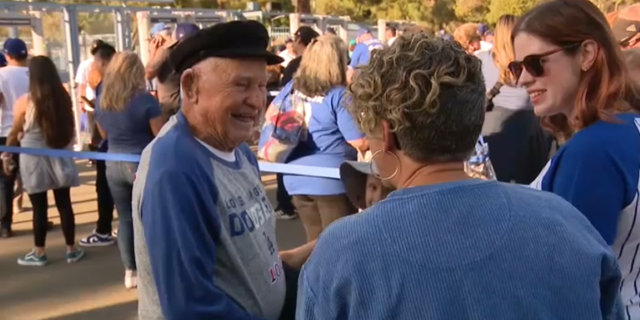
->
[508, 43, 580, 84]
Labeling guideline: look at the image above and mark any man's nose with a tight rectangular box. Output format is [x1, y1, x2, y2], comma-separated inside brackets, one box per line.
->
[246, 87, 266, 110]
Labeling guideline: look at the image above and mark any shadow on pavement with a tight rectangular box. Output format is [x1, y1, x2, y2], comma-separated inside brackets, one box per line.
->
[42, 301, 138, 320]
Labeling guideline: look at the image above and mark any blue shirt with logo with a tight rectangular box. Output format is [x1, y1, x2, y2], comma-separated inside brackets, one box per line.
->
[273, 81, 364, 196]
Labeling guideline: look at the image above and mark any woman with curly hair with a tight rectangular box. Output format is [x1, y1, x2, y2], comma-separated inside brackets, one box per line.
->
[296, 33, 623, 320]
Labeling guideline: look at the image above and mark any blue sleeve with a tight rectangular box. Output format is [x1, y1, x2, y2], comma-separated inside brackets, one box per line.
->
[332, 89, 364, 141]
[543, 129, 637, 245]
[271, 81, 294, 107]
[141, 167, 262, 320]
[295, 268, 324, 320]
[349, 44, 366, 68]
[137, 92, 162, 120]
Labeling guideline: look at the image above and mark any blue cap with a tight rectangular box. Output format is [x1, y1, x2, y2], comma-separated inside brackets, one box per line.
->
[478, 24, 489, 36]
[0, 53, 6, 67]
[3, 38, 27, 58]
[151, 23, 171, 36]
[174, 23, 200, 41]
[357, 28, 371, 37]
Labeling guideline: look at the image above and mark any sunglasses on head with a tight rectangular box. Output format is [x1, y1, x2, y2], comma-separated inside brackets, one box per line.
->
[508, 43, 580, 84]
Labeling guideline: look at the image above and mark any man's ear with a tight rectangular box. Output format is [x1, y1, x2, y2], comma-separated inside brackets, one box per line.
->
[180, 69, 198, 104]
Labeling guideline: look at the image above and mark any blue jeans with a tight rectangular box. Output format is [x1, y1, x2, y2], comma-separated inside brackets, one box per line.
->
[106, 161, 137, 271]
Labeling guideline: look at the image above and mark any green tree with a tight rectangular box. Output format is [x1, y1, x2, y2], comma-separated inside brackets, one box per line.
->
[454, 0, 489, 23]
[486, 0, 540, 23]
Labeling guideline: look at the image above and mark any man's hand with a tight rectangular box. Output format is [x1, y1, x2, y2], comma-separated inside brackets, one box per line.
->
[149, 36, 166, 57]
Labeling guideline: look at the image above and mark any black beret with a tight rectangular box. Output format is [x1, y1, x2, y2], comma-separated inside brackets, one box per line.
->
[169, 20, 283, 74]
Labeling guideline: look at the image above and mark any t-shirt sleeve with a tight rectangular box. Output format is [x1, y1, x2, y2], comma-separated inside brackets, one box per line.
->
[141, 167, 263, 320]
[543, 130, 637, 245]
[333, 89, 364, 141]
[137, 92, 162, 120]
[349, 44, 366, 69]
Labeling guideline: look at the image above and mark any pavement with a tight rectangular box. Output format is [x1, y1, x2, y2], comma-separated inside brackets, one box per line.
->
[0, 161, 306, 320]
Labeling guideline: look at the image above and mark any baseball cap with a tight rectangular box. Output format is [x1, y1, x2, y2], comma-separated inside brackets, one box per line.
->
[0, 53, 6, 67]
[90, 39, 107, 55]
[151, 23, 171, 37]
[478, 23, 489, 36]
[340, 161, 373, 210]
[357, 28, 372, 37]
[174, 23, 200, 41]
[3, 38, 28, 58]
[293, 26, 319, 46]
[613, 18, 640, 46]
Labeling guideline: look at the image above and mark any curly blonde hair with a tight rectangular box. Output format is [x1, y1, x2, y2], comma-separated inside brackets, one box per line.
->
[100, 52, 146, 112]
[348, 34, 486, 163]
[293, 34, 348, 97]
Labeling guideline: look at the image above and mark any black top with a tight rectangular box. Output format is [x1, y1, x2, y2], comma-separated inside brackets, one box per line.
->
[281, 56, 302, 86]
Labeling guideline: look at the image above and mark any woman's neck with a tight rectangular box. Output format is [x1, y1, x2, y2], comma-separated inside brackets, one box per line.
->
[397, 162, 471, 190]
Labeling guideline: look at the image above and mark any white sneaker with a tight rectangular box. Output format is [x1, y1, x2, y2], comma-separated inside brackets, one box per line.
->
[124, 270, 137, 289]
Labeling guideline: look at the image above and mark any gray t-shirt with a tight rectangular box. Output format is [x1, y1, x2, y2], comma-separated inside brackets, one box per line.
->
[133, 113, 286, 320]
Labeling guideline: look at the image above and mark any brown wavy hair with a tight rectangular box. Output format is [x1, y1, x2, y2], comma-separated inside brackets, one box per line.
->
[348, 34, 485, 163]
[512, 0, 640, 140]
[28, 56, 75, 149]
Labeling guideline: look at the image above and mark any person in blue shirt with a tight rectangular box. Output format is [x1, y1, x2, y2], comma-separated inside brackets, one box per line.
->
[297, 32, 624, 320]
[133, 21, 288, 320]
[512, 1, 640, 318]
[95, 52, 164, 289]
[263, 34, 367, 246]
[347, 28, 383, 83]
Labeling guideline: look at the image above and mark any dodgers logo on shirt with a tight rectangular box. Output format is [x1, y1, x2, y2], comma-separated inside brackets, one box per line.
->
[227, 184, 274, 238]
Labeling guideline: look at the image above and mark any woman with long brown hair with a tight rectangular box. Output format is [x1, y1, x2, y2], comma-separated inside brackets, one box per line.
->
[2, 56, 83, 266]
[96, 51, 163, 289]
[476, 14, 549, 184]
[512, 0, 640, 317]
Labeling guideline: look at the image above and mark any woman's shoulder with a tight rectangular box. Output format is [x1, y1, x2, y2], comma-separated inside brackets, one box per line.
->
[569, 113, 640, 149]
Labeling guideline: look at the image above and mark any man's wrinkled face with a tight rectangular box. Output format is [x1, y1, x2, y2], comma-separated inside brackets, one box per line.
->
[182, 58, 268, 151]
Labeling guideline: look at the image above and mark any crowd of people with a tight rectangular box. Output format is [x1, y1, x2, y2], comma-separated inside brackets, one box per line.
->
[1, 0, 640, 319]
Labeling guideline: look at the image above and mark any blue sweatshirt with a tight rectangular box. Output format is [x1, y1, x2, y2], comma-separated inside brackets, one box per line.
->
[297, 180, 624, 320]
[132, 111, 286, 320]
[530, 113, 640, 319]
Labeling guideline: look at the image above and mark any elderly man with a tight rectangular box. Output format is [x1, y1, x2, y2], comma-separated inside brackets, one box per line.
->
[132, 21, 286, 319]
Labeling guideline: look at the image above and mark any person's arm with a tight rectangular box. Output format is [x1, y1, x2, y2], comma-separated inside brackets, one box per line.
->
[334, 90, 367, 153]
[75, 62, 88, 111]
[280, 239, 317, 269]
[6, 95, 27, 147]
[545, 136, 632, 245]
[145, 46, 170, 80]
[347, 45, 365, 84]
[142, 168, 265, 320]
[140, 92, 165, 136]
[3, 95, 27, 175]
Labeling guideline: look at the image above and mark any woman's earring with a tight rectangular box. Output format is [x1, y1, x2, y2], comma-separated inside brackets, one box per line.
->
[369, 150, 400, 181]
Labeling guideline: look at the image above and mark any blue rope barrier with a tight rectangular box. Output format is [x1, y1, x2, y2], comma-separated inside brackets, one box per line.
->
[0, 146, 341, 179]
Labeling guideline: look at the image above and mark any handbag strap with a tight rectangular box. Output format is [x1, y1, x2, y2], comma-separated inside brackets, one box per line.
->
[486, 81, 503, 112]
